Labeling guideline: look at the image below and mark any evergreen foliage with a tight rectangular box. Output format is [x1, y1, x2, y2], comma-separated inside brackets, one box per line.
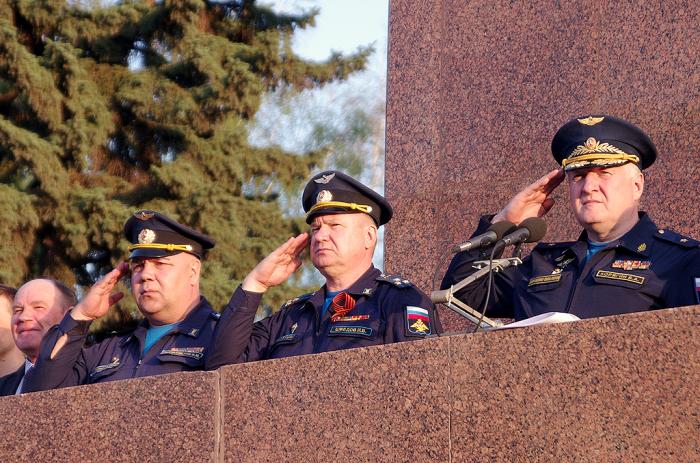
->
[0, 0, 370, 332]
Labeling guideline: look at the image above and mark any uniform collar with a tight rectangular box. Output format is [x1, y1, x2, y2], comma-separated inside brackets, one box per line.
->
[169, 297, 214, 338]
[120, 297, 213, 345]
[298, 266, 381, 313]
[577, 212, 654, 257]
[342, 266, 381, 297]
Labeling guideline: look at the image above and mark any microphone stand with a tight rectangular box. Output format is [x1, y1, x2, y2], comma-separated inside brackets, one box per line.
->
[511, 242, 523, 259]
[431, 257, 522, 329]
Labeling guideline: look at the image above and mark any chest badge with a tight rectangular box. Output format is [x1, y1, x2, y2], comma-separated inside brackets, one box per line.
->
[332, 314, 370, 323]
[93, 357, 121, 374]
[552, 256, 575, 274]
[160, 347, 205, 360]
[611, 260, 651, 271]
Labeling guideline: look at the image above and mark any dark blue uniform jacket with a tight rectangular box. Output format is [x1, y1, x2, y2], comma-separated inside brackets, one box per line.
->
[0, 364, 24, 396]
[206, 266, 442, 369]
[441, 213, 700, 320]
[23, 297, 221, 392]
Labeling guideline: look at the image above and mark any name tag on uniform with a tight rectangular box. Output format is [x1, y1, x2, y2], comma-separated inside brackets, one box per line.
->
[528, 274, 562, 286]
[274, 334, 298, 343]
[595, 270, 645, 285]
[329, 326, 373, 337]
[160, 347, 205, 360]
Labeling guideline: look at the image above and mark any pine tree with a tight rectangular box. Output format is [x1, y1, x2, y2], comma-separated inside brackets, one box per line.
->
[0, 0, 370, 331]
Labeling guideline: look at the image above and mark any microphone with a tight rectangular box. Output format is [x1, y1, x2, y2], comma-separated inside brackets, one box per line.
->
[495, 217, 547, 251]
[452, 220, 516, 252]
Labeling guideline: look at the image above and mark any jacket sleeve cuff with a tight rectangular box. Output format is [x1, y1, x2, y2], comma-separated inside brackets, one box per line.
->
[473, 214, 497, 236]
[226, 286, 264, 314]
[59, 311, 93, 337]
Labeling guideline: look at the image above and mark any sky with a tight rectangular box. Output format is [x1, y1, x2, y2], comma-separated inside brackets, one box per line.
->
[266, 0, 389, 76]
[261, 1, 390, 272]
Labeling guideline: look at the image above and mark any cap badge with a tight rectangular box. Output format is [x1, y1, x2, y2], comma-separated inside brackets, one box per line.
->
[138, 228, 156, 244]
[316, 190, 333, 203]
[134, 211, 155, 221]
[569, 138, 626, 157]
[577, 116, 605, 126]
[584, 137, 598, 149]
[314, 173, 335, 184]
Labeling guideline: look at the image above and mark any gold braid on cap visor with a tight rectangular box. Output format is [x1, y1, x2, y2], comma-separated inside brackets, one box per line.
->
[562, 139, 640, 169]
[561, 153, 640, 168]
[306, 201, 373, 218]
[128, 243, 194, 252]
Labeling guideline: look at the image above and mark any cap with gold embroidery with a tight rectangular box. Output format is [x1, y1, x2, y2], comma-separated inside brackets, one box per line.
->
[302, 171, 393, 225]
[551, 115, 657, 172]
[123, 210, 215, 259]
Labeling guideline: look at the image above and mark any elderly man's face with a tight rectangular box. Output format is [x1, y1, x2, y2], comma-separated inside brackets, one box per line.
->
[567, 164, 644, 238]
[130, 252, 200, 325]
[12, 280, 70, 361]
[309, 213, 376, 278]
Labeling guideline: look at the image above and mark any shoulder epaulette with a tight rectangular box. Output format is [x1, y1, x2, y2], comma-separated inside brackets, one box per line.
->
[654, 228, 700, 248]
[376, 273, 413, 288]
[281, 292, 314, 308]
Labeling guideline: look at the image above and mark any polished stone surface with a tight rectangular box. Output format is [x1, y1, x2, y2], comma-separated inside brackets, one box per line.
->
[0, 371, 218, 462]
[219, 337, 451, 463]
[450, 306, 700, 461]
[0, 307, 698, 461]
[386, 0, 700, 330]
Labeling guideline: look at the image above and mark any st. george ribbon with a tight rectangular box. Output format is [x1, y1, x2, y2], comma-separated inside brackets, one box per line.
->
[432, 217, 547, 328]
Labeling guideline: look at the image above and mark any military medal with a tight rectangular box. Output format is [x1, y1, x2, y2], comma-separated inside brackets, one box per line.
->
[611, 260, 651, 271]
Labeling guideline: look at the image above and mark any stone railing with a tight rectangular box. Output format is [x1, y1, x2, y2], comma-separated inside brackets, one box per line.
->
[2, 306, 697, 462]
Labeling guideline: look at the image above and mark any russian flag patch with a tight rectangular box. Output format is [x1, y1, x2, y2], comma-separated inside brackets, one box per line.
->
[406, 306, 431, 335]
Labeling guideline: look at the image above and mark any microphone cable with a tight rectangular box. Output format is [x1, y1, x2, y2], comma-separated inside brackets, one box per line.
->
[472, 243, 499, 333]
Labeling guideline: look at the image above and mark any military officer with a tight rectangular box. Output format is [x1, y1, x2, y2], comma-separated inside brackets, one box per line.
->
[441, 115, 700, 320]
[23, 211, 219, 391]
[207, 171, 441, 368]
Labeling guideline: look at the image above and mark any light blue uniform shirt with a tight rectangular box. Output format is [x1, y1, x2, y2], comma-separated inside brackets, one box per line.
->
[582, 240, 612, 266]
[143, 322, 178, 354]
[322, 291, 340, 317]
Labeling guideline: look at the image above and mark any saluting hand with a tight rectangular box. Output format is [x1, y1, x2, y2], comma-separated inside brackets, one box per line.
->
[71, 262, 127, 321]
[492, 169, 565, 225]
[242, 233, 309, 293]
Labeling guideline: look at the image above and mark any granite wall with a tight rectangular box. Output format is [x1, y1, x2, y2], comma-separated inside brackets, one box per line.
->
[385, 0, 700, 330]
[1, 306, 698, 462]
